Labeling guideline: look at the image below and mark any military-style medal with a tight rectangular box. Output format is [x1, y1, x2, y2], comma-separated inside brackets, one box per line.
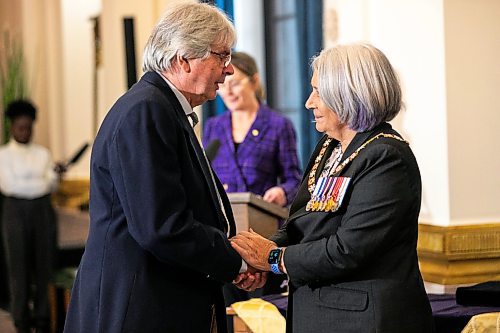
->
[305, 133, 406, 212]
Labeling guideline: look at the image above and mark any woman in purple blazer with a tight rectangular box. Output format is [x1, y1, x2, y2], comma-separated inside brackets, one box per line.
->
[203, 52, 302, 317]
[203, 52, 301, 207]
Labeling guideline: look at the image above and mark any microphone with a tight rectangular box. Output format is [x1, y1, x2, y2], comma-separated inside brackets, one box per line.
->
[205, 139, 221, 163]
[65, 142, 90, 168]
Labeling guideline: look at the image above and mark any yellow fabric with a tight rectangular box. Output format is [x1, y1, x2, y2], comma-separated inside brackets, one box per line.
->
[462, 312, 500, 333]
[231, 298, 286, 333]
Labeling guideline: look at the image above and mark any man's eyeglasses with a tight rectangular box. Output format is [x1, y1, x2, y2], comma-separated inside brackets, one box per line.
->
[210, 51, 232, 68]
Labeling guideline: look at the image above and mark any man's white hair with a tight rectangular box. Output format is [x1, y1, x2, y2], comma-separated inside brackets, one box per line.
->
[142, 2, 236, 73]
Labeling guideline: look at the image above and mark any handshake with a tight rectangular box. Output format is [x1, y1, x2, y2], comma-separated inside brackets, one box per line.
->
[230, 229, 286, 292]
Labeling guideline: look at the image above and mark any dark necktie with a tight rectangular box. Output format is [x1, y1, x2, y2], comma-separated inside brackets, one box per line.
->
[187, 111, 229, 234]
[188, 112, 199, 127]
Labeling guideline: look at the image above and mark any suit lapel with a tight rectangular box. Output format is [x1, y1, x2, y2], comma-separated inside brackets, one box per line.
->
[288, 135, 334, 217]
[185, 130, 229, 233]
[142, 72, 228, 232]
[333, 122, 393, 176]
[287, 123, 394, 221]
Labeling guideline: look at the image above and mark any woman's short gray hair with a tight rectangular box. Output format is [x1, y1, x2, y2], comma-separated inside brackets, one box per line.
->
[142, 3, 236, 73]
[311, 43, 403, 132]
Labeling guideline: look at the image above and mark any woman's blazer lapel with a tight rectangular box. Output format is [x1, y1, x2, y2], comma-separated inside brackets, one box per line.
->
[288, 134, 333, 219]
[287, 124, 386, 221]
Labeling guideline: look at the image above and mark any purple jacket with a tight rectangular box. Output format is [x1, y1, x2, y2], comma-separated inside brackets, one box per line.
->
[203, 105, 302, 205]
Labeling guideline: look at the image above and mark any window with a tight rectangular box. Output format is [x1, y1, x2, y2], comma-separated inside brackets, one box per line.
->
[264, 0, 323, 167]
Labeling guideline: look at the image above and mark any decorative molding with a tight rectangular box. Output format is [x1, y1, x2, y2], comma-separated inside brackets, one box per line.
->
[418, 223, 500, 284]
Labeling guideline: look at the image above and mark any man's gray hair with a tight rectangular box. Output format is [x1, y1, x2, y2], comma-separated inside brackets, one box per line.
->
[311, 43, 402, 132]
[142, 2, 236, 73]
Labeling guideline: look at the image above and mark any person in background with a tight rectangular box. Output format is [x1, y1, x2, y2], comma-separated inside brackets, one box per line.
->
[202, 52, 302, 312]
[63, 4, 263, 333]
[203, 51, 301, 208]
[0, 100, 65, 333]
[231, 43, 435, 332]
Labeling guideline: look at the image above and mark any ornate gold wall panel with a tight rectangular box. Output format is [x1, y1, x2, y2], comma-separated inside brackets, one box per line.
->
[418, 223, 500, 284]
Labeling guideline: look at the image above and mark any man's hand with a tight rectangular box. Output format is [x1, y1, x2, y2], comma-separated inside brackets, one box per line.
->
[231, 229, 277, 271]
[54, 162, 67, 176]
[233, 265, 268, 291]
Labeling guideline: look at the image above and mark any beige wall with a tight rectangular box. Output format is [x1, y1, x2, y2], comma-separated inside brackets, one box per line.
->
[2, 0, 499, 227]
[324, 0, 500, 227]
[61, 0, 178, 177]
[0, 0, 61, 152]
[325, 0, 450, 224]
[59, 0, 100, 178]
[99, 0, 193, 119]
[445, 0, 500, 224]
[0, 0, 189, 178]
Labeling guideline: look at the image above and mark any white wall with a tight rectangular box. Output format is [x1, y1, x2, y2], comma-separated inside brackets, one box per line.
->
[59, 0, 189, 177]
[324, 0, 500, 226]
[8, 0, 499, 226]
[444, 0, 500, 224]
[233, 0, 266, 85]
[99, 0, 193, 122]
[60, 0, 101, 178]
[368, 0, 450, 226]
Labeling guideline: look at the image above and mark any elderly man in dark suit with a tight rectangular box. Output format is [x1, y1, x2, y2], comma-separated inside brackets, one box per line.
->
[63, 3, 264, 333]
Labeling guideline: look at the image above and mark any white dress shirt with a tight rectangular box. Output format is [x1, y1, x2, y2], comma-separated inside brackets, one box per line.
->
[0, 140, 58, 199]
[158, 72, 196, 121]
[157, 72, 247, 273]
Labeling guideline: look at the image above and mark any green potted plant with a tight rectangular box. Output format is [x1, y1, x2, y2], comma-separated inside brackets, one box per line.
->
[0, 31, 30, 143]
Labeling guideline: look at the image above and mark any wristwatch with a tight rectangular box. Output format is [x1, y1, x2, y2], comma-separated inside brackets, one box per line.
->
[268, 248, 284, 274]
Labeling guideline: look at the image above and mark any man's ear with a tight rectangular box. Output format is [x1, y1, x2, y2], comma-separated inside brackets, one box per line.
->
[177, 54, 191, 73]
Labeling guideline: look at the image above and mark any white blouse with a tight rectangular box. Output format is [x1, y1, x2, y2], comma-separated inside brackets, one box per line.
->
[0, 140, 58, 199]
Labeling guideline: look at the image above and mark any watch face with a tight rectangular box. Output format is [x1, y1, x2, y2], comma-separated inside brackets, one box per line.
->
[268, 249, 281, 264]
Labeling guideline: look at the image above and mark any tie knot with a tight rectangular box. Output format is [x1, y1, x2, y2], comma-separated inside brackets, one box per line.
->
[188, 112, 199, 127]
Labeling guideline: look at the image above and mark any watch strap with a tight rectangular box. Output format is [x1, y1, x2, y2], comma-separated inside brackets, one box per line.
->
[270, 262, 282, 274]
[269, 248, 284, 274]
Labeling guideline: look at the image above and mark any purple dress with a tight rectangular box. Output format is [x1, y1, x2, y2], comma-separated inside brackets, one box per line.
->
[203, 104, 301, 205]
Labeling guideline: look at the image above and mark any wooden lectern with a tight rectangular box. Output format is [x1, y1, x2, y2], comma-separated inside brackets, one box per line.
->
[226, 194, 288, 332]
[227, 192, 288, 238]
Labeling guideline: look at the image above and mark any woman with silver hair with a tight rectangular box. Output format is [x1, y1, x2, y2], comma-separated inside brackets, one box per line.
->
[64, 3, 260, 333]
[232, 43, 435, 332]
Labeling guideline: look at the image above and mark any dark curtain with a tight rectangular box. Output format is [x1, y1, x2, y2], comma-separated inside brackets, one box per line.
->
[201, 0, 234, 125]
[297, 0, 323, 161]
[264, 0, 323, 167]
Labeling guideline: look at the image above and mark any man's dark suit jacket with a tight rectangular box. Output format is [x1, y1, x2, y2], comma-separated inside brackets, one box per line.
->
[64, 72, 241, 333]
[271, 122, 434, 333]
